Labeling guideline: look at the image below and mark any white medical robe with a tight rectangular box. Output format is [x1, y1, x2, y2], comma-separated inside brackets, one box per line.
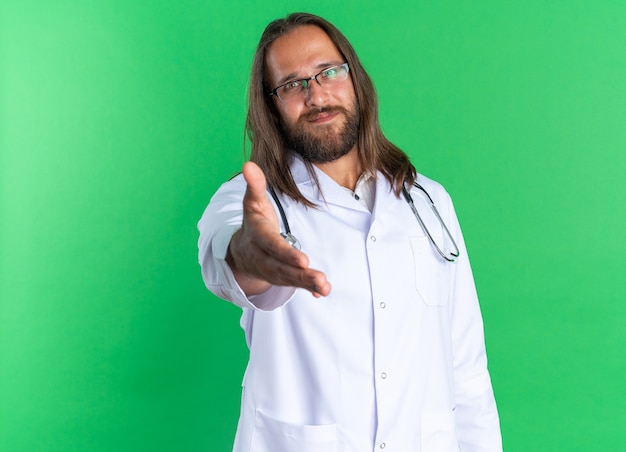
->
[198, 157, 502, 452]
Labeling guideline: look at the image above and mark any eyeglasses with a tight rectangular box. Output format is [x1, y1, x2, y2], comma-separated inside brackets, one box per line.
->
[268, 63, 350, 102]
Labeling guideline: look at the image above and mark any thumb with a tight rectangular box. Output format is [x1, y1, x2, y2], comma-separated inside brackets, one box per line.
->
[242, 161, 268, 203]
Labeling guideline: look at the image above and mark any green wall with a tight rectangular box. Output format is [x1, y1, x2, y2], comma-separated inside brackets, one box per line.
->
[1, 1, 625, 450]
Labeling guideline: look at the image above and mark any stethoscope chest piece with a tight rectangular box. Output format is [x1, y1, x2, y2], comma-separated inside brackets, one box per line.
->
[269, 186, 302, 250]
[281, 232, 301, 250]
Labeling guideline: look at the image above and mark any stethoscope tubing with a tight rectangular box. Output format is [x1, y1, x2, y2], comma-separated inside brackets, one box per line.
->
[268, 182, 460, 262]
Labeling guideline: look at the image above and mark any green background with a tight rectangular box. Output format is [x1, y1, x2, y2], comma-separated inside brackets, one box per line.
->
[1, 0, 625, 450]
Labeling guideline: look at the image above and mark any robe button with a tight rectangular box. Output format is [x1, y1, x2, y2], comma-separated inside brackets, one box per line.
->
[370, 235, 377, 242]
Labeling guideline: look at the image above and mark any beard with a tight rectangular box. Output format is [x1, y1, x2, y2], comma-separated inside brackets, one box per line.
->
[281, 103, 360, 164]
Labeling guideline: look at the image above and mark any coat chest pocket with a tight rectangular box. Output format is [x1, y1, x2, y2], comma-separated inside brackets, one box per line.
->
[409, 236, 450, 306]
[250, 410, 338, 452]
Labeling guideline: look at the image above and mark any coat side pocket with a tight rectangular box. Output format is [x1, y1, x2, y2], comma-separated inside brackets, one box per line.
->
[250, 410, 338, 452]
[420, 410, 460, 451]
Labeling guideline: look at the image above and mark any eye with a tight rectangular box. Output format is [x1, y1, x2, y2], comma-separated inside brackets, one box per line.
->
[281, 80, 303, 93]
[321, 67, 338, 79]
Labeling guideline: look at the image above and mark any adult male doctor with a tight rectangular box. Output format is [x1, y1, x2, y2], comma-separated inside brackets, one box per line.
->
[198, 12, 502, 452]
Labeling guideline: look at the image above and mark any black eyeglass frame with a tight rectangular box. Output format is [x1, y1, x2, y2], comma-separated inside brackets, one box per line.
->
[267, 63, 350, 101]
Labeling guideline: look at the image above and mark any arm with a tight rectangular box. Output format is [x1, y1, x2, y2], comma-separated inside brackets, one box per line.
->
[443, 196, 502, 451]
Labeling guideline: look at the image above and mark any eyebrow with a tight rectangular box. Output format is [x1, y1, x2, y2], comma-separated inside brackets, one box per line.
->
[275, 61, 345, 86]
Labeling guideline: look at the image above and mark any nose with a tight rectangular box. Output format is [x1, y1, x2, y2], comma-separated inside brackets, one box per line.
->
[304, 79, 328, 107]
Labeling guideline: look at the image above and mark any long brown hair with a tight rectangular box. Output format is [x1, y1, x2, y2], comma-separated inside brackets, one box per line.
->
[245, 12, 416, 206]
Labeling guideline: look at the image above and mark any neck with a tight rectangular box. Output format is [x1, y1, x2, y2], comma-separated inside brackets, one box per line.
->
[313, 147, 362, 191]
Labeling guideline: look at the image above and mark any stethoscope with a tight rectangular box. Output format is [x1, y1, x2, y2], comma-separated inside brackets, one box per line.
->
[268, 182, 460, 262]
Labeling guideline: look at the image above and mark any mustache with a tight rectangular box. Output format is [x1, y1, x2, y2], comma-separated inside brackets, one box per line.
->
[299, 106, 349, 122]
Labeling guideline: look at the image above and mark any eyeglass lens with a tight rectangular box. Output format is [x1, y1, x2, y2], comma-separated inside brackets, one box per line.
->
[274, 64, 349, 101]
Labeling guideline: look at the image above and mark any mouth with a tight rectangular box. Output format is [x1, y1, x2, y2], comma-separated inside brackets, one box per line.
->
[304, 108, 342, 124]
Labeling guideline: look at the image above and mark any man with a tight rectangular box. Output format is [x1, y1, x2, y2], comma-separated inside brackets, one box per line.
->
[198, 12, 502, 452]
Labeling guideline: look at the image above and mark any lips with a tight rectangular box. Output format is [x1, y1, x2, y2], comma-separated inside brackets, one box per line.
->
[303, 107, 343, 124]
[310, 112, 338, 123]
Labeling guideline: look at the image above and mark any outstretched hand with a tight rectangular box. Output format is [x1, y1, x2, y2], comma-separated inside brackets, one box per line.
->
[226, 162, 331, 298]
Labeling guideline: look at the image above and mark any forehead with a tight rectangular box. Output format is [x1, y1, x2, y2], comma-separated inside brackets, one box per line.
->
[265, 25, 344, 86]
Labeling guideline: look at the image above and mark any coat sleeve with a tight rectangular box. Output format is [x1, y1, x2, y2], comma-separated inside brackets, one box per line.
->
[197, 176, 296, 311]
[442, 192, 503, 451]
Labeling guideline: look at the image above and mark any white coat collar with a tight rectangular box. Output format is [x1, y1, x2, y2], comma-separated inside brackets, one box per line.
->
[287, 154, 396, 213]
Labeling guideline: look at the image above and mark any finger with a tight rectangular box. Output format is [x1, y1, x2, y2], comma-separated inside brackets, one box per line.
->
[313, 280, 332, 297]
[254, 251, 330, 296]
[240, 162, 283, 239]
[241, 161, 268, 206]
[263, 231, 310, 269]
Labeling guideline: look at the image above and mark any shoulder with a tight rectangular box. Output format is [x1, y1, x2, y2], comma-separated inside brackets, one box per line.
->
[414, 173, 453, 206]
[198, 172, 247, 229]
[210, 172, 247, 201]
